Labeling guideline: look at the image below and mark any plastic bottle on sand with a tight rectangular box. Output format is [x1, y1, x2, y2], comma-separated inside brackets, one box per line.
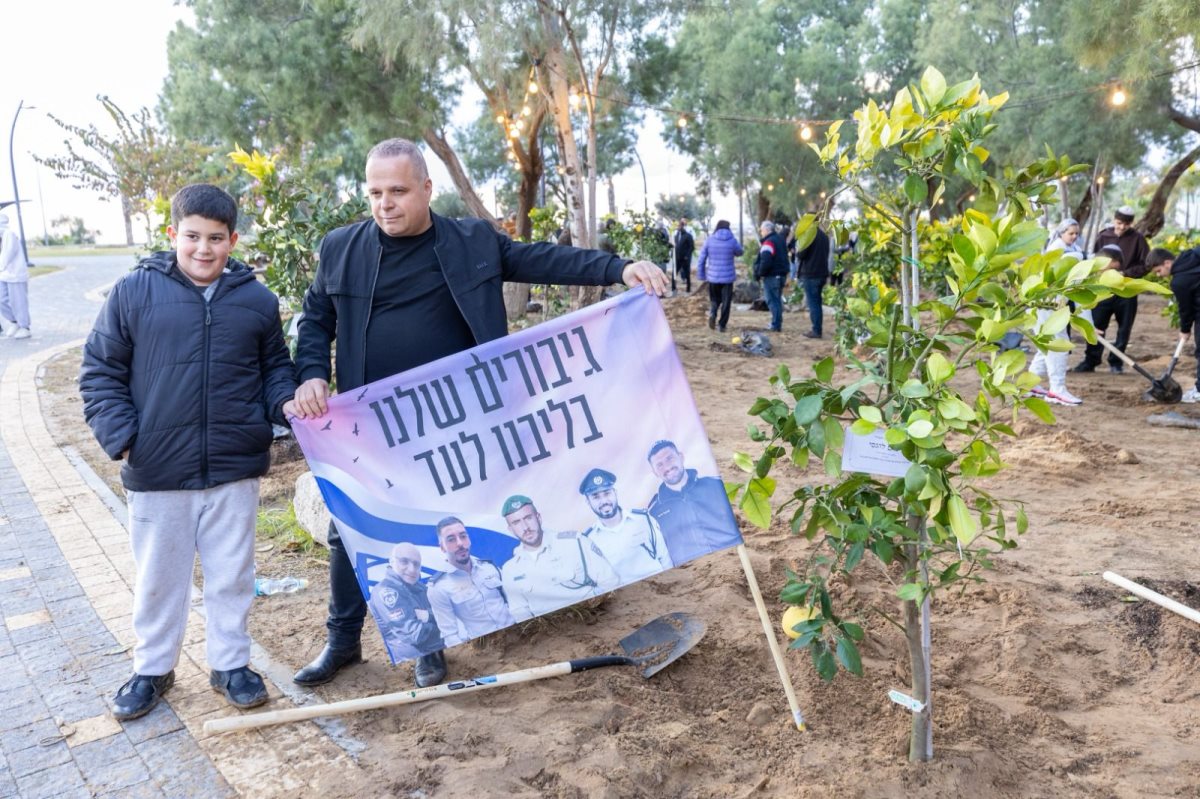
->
[254, 576, 308, 596]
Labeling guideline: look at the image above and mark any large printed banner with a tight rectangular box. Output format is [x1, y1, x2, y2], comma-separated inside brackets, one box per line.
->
[291, 290, 742, 664]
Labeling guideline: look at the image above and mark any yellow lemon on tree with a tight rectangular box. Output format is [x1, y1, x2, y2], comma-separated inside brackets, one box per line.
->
[781, 605, 818, 639]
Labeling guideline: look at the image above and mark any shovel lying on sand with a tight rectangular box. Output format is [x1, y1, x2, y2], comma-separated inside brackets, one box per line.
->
[1093, 335, 1183, 403]
[203, 612, 706, 735]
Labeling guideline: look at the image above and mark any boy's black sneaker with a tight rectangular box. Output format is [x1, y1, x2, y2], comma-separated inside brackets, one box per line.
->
[1109, 364, 1124, 374]
[1071, 362, 1096, 373]
[210, 666, 269, 709]
[112, 671, 175, 721]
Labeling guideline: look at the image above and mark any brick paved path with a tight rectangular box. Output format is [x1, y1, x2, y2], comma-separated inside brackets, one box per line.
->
[0, 257, 359, 798]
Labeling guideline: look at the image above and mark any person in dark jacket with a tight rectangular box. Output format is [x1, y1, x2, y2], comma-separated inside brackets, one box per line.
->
[753, 220, 790, 331]
[80, 184, 297, 722]
[796, 226, 831, 338]
[368, 543, 445, 662]
[1150, 246, 1200, 403]
[1075, 206, 1151, 373]
[673, 218, 695, 293]
[287, 138, 667, 689]
[697, 219, 743, 332]
[645, 440, 742, 565]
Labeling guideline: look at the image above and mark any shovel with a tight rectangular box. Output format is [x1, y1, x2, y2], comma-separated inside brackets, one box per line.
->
[202, 612, 706, 735]
[1093, 335, 1183, 403]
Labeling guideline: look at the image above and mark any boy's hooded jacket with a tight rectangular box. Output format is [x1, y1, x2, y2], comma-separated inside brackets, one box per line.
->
[80, 252, 297, 492]
[696, 227, 743, 284]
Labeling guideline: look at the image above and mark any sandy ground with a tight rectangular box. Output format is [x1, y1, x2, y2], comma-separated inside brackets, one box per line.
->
[39, 290, 1200, 798]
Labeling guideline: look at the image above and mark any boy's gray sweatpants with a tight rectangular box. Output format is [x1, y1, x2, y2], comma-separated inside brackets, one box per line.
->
[126, 478, 260, 675]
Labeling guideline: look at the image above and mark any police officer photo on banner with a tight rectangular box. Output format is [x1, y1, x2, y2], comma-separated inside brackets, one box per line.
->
[291, 289, 744, 667]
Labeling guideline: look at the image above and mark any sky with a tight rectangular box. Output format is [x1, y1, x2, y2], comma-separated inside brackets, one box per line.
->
[0, 1, 737, 248]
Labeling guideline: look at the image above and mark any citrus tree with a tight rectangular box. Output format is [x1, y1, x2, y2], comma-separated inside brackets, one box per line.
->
[728, 68, 1168, 762]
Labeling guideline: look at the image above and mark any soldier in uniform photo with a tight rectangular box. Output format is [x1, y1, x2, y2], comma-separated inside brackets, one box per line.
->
[578, 468, 672, 584]
[646, 440, 743, 565]
[427, 516, 515, 648]
[499, 495, 620, 621]
[367, 543, 445, 664]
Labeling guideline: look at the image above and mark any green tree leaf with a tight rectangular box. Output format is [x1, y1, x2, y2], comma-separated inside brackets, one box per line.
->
[947, 494, 979, 543]
[836, 637, 864, 676]
[814, 356, 834, 383]
[794, 395, 824, 426]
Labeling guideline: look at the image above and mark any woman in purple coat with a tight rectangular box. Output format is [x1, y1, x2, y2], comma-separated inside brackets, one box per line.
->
[696, 220, 743, 332]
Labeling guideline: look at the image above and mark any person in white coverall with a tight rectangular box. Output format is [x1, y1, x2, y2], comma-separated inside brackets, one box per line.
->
[0, 215, 31, 338]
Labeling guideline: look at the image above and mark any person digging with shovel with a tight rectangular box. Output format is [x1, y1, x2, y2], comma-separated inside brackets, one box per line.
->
[1149, 246, 1200, 404]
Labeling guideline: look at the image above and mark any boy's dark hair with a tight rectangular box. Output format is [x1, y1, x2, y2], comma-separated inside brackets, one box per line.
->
[1098, 244, 1125, 268]
[1147, 247, 1176, 269]
[170, 184, 238, 233]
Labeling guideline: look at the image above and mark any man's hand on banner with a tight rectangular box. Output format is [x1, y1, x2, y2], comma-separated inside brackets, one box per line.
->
[289, 378, 331, 419]
[622, 260, 669, 296]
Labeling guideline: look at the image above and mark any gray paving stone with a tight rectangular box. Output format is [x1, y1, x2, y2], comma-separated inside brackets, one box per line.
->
[17, 638, 75, 674]
[50, 694, 110, 726]
[1, 590, 46, 616]
[0, 697, 49, 731]
[97, 778, 166, 799]
[63, 630, 119, 658]
[158, 768, 235, 799]
[0, 768, 16, 797]
[6, 739, 71, 779]
[32, 577, 84, 602]
[13, 761, 86, 799]
[134, 729, 209, 779]
[9, 623, 57, 647]
[43, 602, 100, 631]
[88, 661, 136, 695]
[0, 683, 41, 711]
[120, 701, 184, 746]
[74, 737, 149, 796]
[35, 673, 96, 714]
[0, 717, 60, 754]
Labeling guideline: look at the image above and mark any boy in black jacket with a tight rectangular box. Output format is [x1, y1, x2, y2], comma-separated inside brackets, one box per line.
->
[80, 184, 297, 721]
[1149, 246, 1200, 403]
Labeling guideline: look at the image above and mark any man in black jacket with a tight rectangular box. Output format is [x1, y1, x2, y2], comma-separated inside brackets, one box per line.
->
[288, 138, 667, 688]
[672, 219, 695, 293]
[753, 221, 790, 332]
[796, 227, 831, 339]
[1074, 206, 1151, 373]
[1150, 246, 1200, 403]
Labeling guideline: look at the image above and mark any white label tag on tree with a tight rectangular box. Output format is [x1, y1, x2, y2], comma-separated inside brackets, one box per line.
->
[842, 427, 911, 478]
[888, 689, 925, 713]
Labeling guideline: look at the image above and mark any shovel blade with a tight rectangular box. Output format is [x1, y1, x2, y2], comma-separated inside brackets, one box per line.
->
[1145, 376, 1182, 404]
[618, 612, 706, 678]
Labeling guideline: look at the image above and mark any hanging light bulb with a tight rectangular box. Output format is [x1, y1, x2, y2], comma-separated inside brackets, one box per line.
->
[515, 119, 525, 132]
[677, 115, 688, 128]
[1097, 176, 1106, 185]
[568, 90, 581, 110]
[521, 105, 532, 117]
[1110, 86, 1127, 106]
[799, 188, 807, 196]
[819, 191, 826, 199]
[508, 128, 519, 140]
[1141, 176, 1152, 185]
[968, 194, 977, 202]
[495, 114, 505, 124]
[528, 80, 540, 94]
[799, 125, 813, 141]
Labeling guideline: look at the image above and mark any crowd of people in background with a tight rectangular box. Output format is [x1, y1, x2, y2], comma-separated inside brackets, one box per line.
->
[658, 202, 1197, 406]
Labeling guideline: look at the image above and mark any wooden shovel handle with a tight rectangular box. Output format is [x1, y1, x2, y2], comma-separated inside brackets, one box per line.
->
[203, 661, 575, 735]
[1092, 335, 1136, 368]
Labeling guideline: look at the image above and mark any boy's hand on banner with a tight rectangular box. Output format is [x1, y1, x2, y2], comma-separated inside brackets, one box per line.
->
[292, 378, 331, 418]
[623, 260, 669, 296]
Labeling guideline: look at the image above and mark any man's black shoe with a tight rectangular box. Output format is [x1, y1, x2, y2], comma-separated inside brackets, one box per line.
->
[803, 330, 821, 339]
[1109, 364, 1124, 374]
[112, 671, 174, 721]
[293, 644, 363, 686]
[1071, 362, 1096, 373]
[414, 649, 447, 688]
[210, 666, 269, 710]
[707, 316, 716, 330]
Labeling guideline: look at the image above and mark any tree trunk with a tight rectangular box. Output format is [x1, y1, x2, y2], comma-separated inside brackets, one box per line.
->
[755, 191, 769, 226]
[607, 178, 616, 217]
[502, 147, 543, 322]
[904, 514, 933, 762]
[421, 127, 498, 226]
[536, 12, 588, 256]
[1136, 143, 1200, 239]
[586, 113, 599, 250]
[121, 195, 135, 246]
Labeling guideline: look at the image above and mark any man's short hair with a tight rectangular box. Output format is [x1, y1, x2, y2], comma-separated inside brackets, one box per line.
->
[759, 220, 775, 233]
[1147, 247, 1176, 269]
[435, 516, 465, 538]
[171, 184, 238, 233]
[647, 440, 679, 461]
[367, 138, 429, 179]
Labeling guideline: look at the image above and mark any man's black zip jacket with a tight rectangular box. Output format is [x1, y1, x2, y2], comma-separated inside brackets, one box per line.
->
[295, 213, 628, 392]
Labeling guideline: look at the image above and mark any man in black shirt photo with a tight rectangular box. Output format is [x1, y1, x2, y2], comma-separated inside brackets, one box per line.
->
[288, 137, 668, 689]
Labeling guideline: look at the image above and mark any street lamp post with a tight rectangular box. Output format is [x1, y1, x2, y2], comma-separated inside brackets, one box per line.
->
[631, 148, 649, 214]
[8, 101, 33, 266]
